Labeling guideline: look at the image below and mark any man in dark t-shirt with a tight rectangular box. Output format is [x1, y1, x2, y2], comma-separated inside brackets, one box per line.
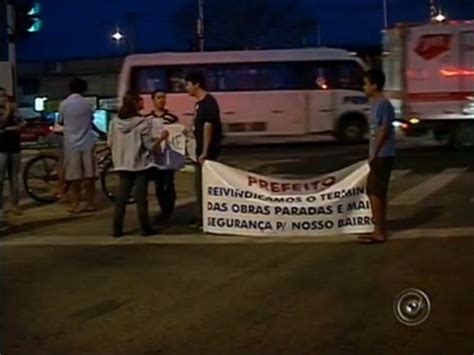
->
[193, 94, 222, 161]
[185, 72, 223, 228]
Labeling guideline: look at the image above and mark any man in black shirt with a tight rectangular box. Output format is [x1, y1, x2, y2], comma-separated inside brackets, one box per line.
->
[185, 72, 223, 228]
[146, 89, 180, 226]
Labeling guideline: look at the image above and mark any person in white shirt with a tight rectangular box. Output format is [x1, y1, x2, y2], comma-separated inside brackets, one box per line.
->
[58, 78, 99, 213]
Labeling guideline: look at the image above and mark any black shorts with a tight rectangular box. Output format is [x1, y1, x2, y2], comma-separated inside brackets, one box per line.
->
[367, 157, 394, 198]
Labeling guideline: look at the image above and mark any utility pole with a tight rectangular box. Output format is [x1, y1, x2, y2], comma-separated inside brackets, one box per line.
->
[2, 0, 16, 95]
[0, 0, 6, 61]
[7, 2, 15, 67]
[197, 0, 204, 52]
[126, 12, 137, 54]
[317, 23, 321, 46]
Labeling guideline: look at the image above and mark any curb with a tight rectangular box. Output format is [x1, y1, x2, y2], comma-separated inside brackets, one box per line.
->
[2, 227, 474, 247]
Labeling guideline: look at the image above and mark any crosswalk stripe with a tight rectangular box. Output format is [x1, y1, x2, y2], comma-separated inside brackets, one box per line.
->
[390, 168, 468, 206]
[275, 169, 411, 181]
[390, 169, 410, 181]
[7, 167, 472, 216]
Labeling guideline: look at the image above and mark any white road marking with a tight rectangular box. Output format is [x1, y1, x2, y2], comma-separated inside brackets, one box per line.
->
[2, 227, 474, 247]
[390, 168, 468, 206]
[248, 159, 301, 171]
[390, 169, 410, 181]
[274, 169, 411, 181]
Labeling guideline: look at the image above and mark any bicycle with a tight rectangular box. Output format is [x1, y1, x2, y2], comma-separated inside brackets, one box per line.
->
[23, 143, 136, 205]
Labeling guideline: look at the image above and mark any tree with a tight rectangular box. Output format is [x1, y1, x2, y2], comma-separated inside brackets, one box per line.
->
[176, 0, 317, 51]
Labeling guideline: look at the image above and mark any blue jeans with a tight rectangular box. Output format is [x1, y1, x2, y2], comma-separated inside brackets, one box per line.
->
[0, 152, 21, 223]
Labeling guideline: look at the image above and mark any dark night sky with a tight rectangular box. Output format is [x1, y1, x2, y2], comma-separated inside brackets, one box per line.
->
[17, 0, 474, 62]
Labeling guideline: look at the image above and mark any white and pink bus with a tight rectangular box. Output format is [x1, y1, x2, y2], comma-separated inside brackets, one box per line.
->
[118, 48, 370, 144]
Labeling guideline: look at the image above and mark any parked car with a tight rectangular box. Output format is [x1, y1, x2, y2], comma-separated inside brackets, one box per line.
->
[21, 118, 53, 144]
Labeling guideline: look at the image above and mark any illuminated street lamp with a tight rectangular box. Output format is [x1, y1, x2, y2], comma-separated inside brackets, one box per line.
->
[112, 29, 124, 42]
[433, 12, 446, 23]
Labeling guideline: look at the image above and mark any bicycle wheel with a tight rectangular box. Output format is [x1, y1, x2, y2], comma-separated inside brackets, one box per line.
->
[100, 161, 136, 204]
[23, 155, 60, 204]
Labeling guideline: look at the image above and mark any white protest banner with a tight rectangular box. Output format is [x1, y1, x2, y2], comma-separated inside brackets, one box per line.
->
[165, 124, 187, 155]
[203, 161, 374, 237]
[186, 134, 197, 163]
[158, 123, 197, 163]
[154, 123, 195, 170]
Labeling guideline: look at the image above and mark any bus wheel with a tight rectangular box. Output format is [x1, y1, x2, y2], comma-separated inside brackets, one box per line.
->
[337, 116, 367, 143]
[449, 122, 474, 150]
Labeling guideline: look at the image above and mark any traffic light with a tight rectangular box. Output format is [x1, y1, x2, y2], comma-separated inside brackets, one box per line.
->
[14, 2, 42, 38]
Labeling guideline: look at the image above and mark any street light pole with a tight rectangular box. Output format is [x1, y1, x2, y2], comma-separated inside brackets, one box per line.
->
[6, 2, 17, 95]
[383, 0, 388, 28]
[126, 12, 136, 54]
[317, 23, 322, 46]
[197, 0, 204, 52]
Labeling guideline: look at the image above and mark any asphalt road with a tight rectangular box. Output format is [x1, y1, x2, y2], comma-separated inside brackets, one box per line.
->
[2, 240, 474, 355]
[1, 137, 474, 354]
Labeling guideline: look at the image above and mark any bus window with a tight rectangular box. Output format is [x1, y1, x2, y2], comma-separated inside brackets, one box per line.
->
[254, 63, 303, 90]
[306, 62, 336, 89]
[167, 63, 303, 92]
[305, 61, 363, 91]
[130, 60, 360, 94]
[336, 61, 364, 90]
[131, 67, 168, 93]
[215, 65, 258, 91]
[167, 67, 187, 93]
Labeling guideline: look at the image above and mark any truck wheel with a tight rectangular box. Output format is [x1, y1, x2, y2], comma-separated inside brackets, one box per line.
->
[449, 122, 474, 150]
[337, 117, 367, 143]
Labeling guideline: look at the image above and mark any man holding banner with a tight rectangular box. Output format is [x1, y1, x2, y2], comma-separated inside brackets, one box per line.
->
[360, 69, 396, 244]
[185, 72, 223, 229]
[147, 89, 183, 227]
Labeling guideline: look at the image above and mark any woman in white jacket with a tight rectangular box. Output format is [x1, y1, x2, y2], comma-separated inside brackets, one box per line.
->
[108, 92, 168, 238]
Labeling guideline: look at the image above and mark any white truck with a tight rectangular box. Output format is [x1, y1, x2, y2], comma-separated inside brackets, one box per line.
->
[383, 21, 474, 147]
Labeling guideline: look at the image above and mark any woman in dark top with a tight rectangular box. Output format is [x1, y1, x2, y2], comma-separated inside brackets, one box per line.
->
[0, 92, 25, 231]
